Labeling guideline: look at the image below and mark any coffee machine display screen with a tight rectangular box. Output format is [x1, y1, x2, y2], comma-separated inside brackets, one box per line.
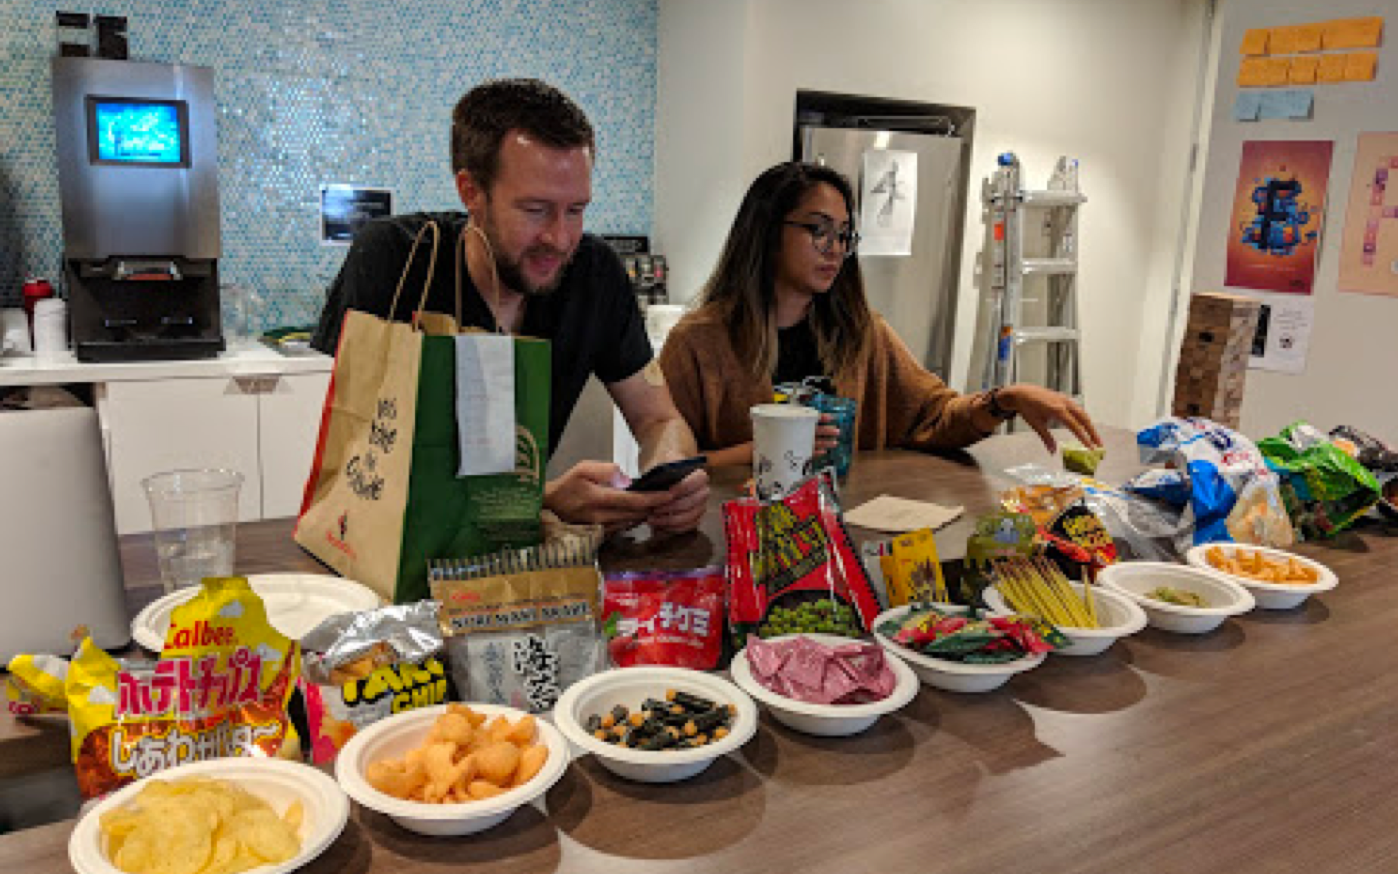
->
[86, 97, 189, 166]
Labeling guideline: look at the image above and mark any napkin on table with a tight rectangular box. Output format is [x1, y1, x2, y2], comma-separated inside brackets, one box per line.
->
[843, 495, 964, 534]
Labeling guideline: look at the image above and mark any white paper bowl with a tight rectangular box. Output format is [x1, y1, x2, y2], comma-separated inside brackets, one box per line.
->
[983, 582, 1148, 656]
[132, 573, 382, 651]
[1185, 544, 1338, 610]
[553, 667, 758, 783]
[729, 633, 920, 736]
[70, 758, 348, 874]
[872, 605, 1046, 693]
[335, 703, 570, 837]
[1098, 562, 1255, 633]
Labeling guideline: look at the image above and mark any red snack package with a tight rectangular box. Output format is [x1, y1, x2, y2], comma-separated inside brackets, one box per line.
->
[724, 474, 881, 648]
[602, 568, 725, 669]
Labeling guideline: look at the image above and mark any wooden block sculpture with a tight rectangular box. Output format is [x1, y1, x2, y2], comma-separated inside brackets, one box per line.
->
[1172, 292, 1261, 430]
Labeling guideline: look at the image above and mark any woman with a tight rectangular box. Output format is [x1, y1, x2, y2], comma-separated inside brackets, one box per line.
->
[659, 161, 1100, 466]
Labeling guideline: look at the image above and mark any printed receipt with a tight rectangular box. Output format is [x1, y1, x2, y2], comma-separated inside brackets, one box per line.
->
[454, 333, 516, 476]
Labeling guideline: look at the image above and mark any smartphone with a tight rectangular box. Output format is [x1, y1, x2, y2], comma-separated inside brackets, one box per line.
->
[626, 455, 707, 492]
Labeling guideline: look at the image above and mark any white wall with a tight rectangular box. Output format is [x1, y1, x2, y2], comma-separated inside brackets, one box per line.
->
[1190, 0, 1398, 441]
[655, 0, 1210, 430]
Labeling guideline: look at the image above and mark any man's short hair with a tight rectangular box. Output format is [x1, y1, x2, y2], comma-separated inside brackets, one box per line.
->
[450, 78, 595, 191]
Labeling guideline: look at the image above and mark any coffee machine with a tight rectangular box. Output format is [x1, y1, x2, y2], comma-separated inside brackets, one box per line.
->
[52, 56, 224, 361]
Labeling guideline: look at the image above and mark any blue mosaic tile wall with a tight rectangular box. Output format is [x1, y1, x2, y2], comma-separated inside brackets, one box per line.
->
[0, 0, 657, 330]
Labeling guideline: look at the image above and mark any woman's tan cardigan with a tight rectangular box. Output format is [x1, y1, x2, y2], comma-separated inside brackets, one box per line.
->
[658, 309, 986, 455]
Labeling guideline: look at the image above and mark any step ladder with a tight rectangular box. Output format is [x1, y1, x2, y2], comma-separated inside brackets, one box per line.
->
[973, 153, 1086, 411]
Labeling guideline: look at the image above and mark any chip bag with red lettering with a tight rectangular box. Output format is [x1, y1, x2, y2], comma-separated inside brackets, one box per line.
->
[602, 568, 726, 670]
[5, 577, 300, 799]
[724, 474, 881, 647]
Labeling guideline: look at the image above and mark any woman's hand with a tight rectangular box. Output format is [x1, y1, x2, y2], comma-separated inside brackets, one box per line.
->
[999, 384, 1102, 453]
[815, 413, 840, 453]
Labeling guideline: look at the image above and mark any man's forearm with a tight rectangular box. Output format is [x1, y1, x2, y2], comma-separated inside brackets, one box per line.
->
[634, 415, 699, 471]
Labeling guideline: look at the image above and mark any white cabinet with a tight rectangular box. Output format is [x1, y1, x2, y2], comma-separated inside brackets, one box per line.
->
[100, 371, 330, 534]
[258, 373, 331, 520]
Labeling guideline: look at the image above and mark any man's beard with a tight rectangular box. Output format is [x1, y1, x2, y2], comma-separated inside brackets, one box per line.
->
[477, 209, 575, 299]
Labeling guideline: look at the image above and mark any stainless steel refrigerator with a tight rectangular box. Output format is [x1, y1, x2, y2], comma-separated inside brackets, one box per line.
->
[798, 126, 970, 380]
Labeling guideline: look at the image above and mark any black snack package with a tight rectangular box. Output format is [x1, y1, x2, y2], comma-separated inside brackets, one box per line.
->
[1330, 425, 1398, 473]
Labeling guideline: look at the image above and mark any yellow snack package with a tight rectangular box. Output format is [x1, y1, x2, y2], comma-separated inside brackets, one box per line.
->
[887, 528, 948, 606]
[6, 577, 300, 799]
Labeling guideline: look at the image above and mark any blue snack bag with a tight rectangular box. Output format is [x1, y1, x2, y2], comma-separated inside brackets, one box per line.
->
[1129, 417, 1295, 549]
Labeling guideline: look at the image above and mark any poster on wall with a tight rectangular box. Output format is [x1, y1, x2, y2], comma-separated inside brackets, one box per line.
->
[1224, 140, 1333, 295]
[1247, 292, 1315, 374]
[1338, 133, 1398, 297]
[859, 150, 917, 257]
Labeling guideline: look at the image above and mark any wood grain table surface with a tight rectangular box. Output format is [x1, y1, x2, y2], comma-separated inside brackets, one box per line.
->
[5, 428, 1398, 874]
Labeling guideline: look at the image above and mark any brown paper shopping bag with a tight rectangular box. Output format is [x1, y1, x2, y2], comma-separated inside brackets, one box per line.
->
[296, 222, 550, 603]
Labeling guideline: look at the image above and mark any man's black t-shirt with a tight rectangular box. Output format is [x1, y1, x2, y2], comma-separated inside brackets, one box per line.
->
[312, 212, 652, 457]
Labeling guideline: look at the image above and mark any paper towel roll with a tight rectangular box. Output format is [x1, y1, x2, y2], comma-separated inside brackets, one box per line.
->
[0, 308, 31, 355]
[32, 298, 68, 359]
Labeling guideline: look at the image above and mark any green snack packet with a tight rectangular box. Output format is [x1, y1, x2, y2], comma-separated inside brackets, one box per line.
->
[1063, 445, 1105, 475]
[1258, 421, 1379, 540]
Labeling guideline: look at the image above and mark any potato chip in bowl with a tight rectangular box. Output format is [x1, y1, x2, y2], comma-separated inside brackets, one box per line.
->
[69, 758, 348, 874]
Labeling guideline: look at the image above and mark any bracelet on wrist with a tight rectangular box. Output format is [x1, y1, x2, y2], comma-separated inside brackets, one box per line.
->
[986, 388, 1016, 421]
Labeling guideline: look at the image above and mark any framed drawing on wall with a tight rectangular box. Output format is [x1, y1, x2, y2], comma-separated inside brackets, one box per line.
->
[320, 184, 393, 246]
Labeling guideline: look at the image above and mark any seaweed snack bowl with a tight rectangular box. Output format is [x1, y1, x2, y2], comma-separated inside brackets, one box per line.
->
[70, 758, 348, 874]
[1098, 562, 1254, 634]
[730, 633, 920, 737]
[554, 666, 758, 783]
[1185, 544, 1338, 610]
[983, 582, 1148, 657]
[872, 605, 1046, 694]
[335, 703, 570, 837]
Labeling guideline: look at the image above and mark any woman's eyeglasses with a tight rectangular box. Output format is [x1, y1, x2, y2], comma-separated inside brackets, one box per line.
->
[783, 219, 860, 259]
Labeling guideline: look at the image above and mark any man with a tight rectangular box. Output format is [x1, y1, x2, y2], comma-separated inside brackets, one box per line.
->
[313, 78, 707, 533]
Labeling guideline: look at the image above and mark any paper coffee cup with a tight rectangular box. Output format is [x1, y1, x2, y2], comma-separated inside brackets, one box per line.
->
[751, 403, 820, 500]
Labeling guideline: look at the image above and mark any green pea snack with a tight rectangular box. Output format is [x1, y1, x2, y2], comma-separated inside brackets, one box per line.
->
[724, 474, 882, 647]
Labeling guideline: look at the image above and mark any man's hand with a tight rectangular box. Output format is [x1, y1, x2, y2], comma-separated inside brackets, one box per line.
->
[544, 461, 668, 534]
[1000, 384, 1102, 454]
[647, 468, 709, 534]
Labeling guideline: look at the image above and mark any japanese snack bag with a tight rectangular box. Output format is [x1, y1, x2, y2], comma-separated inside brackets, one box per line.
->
[602, 568, 726, 669]
[298, 601, 450, 764]
[724, 474, 882, 646]
[5, 577, 299, 799]
[430, 540, 605, 713]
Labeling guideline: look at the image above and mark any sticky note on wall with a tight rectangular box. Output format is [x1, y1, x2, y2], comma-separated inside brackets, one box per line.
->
[1293, 23, 1324, 52]
[1343, 51, 1378, 81]
[1289, 55, 1320, 83]
[1239, 58, 1268, 87]
[1234, 91, 1262, 120]
[1240, 28, 1270, 55]
[1238, 57, 1293, 87]
[1323, 17, 1383, 50]
[1317, 53, 1348, 82]
[1269, 26, 1300, 54]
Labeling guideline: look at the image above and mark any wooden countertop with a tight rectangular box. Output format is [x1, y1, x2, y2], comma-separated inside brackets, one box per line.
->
[6, 428, 1398, 873]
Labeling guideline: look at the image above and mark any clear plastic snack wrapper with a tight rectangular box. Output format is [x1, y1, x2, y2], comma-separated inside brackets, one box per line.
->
[1129, 417, 1295, 550]
[299, 600, 450, 763]
[430, 539, 605, 713]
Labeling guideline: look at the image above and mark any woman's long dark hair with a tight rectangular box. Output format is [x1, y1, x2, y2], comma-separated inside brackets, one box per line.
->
[695, 162, 872, 382]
